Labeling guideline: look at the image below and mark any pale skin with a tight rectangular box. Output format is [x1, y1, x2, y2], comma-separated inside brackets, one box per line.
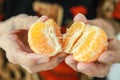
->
[0, 13, 120, 78]
[65, 13, 120, 77]
[0, 15, 66, 73]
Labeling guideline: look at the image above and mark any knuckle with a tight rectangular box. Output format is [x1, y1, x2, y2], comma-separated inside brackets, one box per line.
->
[81, 68, 96, 77]
[21, 65, 35, 73]
[94, 70, 108, 78]
[87, 73, 96, 77]
[95, 73, 106, 78]
[97, 75, 106, 78]
[108, 53, 116, 63]
[46, 66, 53, 71]
[77, 65, 81, 71]
[27, 67, 36, 73]
[6, 53, 16, 64]
[50, 61, 58, 68]
[45, 61, 58, 70]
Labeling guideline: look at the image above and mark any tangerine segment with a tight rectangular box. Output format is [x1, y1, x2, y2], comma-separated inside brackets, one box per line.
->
[63, 22, 86, 53]
[28, 19, 62, 56]
[71, 25, 108, 62]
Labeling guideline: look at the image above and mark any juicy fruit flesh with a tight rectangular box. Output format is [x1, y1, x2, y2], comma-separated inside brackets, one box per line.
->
[63, 22, 108, 62]
[63, 22, 86, 53]
[28, 19, 108, 62]
[28, 19, 62, 56]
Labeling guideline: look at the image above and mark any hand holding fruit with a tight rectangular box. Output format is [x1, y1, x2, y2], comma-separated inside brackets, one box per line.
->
[28, 14, 108, 63]
[65, 13, 120, 77]
[28, 13, 120, 77]
[1, 13, 120, 77]
[0, 16, 66, 73]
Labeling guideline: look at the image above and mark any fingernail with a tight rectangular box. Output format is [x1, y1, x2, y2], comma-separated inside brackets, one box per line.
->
[74, 13, 87, 23]
[65, 56, 76, 64]
[69, 58, 76, 64]
[37, 58, 49, 64]
[37, 16, 48, 22]
[103, 57, 113, 62]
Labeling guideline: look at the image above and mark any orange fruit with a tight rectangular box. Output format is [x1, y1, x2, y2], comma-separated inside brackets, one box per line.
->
[28, 19, 108, 62]
[28, 19, 62, 56]
[63, 21, 86, 53]
[63, 21, 108, 62]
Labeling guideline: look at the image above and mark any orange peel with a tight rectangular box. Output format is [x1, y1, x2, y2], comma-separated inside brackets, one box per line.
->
[28, 19, 62, 56]
[63, 21, 108, 62]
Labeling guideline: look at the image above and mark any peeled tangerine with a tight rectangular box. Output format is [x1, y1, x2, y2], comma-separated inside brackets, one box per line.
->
[28, 19, 108, 62]
[28, 19, 62, 56]
[63, 21, 108, 62]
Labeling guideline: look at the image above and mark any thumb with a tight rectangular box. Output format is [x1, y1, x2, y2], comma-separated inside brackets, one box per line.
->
[36, 15, 48, 22]
[73, 13, 88, 23]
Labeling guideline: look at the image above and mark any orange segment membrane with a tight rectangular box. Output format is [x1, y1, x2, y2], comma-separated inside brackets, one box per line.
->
[63, 22, 108, 62]
[28, 19, 108, 62]
[28, 19, 62, 56]
[63, 22, 86, 53]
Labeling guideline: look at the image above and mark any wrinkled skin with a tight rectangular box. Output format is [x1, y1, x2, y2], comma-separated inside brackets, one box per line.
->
[0, 13, 120, 78]
[0, 15, 66, 73]
[65, 13, 120, 78]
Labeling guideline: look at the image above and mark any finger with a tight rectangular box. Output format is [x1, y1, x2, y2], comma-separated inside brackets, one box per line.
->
[77, 63, 97, 77]
[98, 50, 116, 64]
[16, 52, 49, 67]
[13, 52, 50, 73]
[20, 64, 33, 73]
[26, 62, 53, 73]
[65, 55, 78, 71]
[73, 13, 88, 23]
[26, 53, 49, 67]
[20, 64, 40, 73]
[46, 52, 67, 68]
[14, 15, 39, 29]
[88, 19, 99, 25]
[10, 29, 27, 34]
[37, 15, 48, 22]
[92, 63, 110, 77]
[29, 53, 66, 73]
[27, 53, 49, 64]
[51, 52, 67, 63]
[9, 30, 32, 52]
[16, 14, 28, 18]
[108, 38, 118, 50]
[77, 62, 109, 78]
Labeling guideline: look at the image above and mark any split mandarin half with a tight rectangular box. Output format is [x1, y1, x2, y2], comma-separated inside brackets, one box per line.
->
[28, 19, 62, 56]
[28, 18, 108, 62]
[63, 21, 86, 53]
[63, 21, 108, 62]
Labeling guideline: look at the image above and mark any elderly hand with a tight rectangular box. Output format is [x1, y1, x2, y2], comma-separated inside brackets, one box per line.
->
[65, 13, 120, 78]
[0, 15, 66, 73]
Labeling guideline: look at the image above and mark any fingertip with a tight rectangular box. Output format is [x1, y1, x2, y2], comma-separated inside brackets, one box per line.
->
[73, 13, 88, 23]
[37, 15, 48, 22]
[65, 55, 78, 71]
[98, 51, 115, 63]
[65, 55, 75, 64]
